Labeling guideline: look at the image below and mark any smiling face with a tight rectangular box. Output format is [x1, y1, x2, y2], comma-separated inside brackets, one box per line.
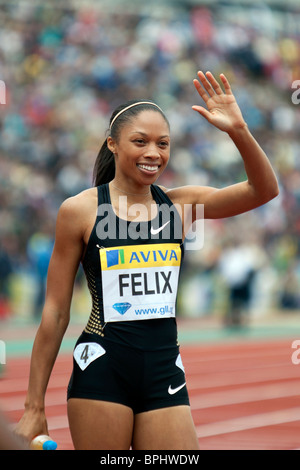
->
[107, 110, 170, 191]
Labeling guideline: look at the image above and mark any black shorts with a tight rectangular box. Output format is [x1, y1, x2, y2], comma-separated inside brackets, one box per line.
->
[67, 331, 190, 414]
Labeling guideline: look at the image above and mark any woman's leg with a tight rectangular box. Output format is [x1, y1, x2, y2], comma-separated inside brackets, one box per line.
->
[132, 405, 199, 450]
[67, 398, 134, 450]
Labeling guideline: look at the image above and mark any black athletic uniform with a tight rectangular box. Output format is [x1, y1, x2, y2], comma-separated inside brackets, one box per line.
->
[67, 184, 190, 413]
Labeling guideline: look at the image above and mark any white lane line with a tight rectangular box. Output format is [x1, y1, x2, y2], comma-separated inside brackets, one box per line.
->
[1, 389, 67, 411]
[0, 375, 68, 393]
[190, 381, 300, 409]
[196, 407, 300, 438]
[47, 414, 69, 431]
[187, 366, 300, 389]
[3, 377, 300, 413]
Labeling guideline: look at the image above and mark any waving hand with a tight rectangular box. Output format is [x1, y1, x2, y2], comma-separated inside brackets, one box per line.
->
[192, 71, 247, 133]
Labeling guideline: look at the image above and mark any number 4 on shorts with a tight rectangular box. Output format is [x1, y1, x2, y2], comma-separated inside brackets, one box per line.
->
[80, 345, 89, 363]
[74, 342, 106, 371]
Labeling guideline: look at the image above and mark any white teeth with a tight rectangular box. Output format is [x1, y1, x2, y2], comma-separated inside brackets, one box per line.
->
[138, 164, 159, 172]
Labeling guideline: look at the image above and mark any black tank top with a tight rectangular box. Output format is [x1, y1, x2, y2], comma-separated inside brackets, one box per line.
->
[82, 183, 184, 350]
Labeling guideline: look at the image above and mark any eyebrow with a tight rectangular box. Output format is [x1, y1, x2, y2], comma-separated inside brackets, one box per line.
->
[130, 131, 170, 139]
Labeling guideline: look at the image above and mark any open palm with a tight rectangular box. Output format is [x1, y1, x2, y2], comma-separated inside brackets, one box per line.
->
[192, 71, 246, 133]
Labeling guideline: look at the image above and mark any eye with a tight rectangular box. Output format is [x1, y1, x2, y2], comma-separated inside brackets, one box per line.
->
[159, 141, 169, 148]
[134, 139, 146, 145]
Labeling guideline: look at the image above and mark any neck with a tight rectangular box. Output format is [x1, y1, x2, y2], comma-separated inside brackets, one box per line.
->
[110, 181, 152, 198]
[109, 181, 156, 221]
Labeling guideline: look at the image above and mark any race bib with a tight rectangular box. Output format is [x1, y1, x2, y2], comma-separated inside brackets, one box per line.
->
[99, 243, 181, 322]
[74, 342, 106, 371]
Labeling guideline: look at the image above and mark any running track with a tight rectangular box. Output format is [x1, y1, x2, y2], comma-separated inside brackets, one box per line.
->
[1, 321, 300, 450]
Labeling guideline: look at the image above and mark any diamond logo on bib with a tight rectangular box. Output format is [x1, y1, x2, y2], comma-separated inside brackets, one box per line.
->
[112, 302, 132, 315]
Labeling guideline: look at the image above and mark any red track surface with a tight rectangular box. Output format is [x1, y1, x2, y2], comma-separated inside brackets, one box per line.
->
[1, 337, 300, 450]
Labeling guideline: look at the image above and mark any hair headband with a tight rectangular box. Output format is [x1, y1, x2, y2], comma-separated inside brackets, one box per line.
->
[109, 101, 163, 130]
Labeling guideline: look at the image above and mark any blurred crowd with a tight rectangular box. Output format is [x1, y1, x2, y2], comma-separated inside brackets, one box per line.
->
[0, 1, 300, 322]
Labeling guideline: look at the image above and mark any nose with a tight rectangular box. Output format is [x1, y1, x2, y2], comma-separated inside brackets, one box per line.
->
[143, 142, 160, 159]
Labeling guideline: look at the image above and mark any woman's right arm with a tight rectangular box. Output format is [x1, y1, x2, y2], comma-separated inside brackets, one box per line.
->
[15, 196, 85, 442]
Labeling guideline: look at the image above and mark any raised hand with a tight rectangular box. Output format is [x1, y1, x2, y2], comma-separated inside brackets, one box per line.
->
[192, 71, 247, 134]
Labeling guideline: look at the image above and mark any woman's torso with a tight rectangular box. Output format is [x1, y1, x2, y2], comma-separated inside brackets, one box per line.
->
[81, 183, 184, 350]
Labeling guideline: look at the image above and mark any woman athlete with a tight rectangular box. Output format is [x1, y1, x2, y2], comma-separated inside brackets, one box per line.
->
[16, 71, 279, 450]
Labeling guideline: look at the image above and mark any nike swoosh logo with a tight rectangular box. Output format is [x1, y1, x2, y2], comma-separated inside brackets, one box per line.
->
[168, 382, 186, 395]
[150, 220, 170, 235]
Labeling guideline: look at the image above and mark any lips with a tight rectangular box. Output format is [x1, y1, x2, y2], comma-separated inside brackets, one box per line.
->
[137, 163, 160, 173]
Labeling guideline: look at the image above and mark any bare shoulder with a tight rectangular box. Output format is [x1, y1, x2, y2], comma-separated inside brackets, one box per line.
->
[157, 184, 177, 199]
[56, 188, 98, 238]
[59, 188, 97, 216]
[157, 184, 187, 204]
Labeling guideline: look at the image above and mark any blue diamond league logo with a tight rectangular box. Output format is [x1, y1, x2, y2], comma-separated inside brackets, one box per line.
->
[112, 302, 132, 315]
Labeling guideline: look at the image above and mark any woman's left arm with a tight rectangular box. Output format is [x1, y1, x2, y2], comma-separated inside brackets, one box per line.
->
[168, 71, 279, 220]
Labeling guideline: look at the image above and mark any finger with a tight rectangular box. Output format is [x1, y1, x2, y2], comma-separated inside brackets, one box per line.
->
[192, 105, 212, 122]
[193, 78, 210, 103]
[205, 71, 223, 95]
[220, 73, 233, 95]
[197, 71, 215, 97]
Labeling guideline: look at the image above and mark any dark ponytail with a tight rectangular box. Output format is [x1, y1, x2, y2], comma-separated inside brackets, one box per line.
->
[93, 99, 169, 187]
[92, 138, 115, 187]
